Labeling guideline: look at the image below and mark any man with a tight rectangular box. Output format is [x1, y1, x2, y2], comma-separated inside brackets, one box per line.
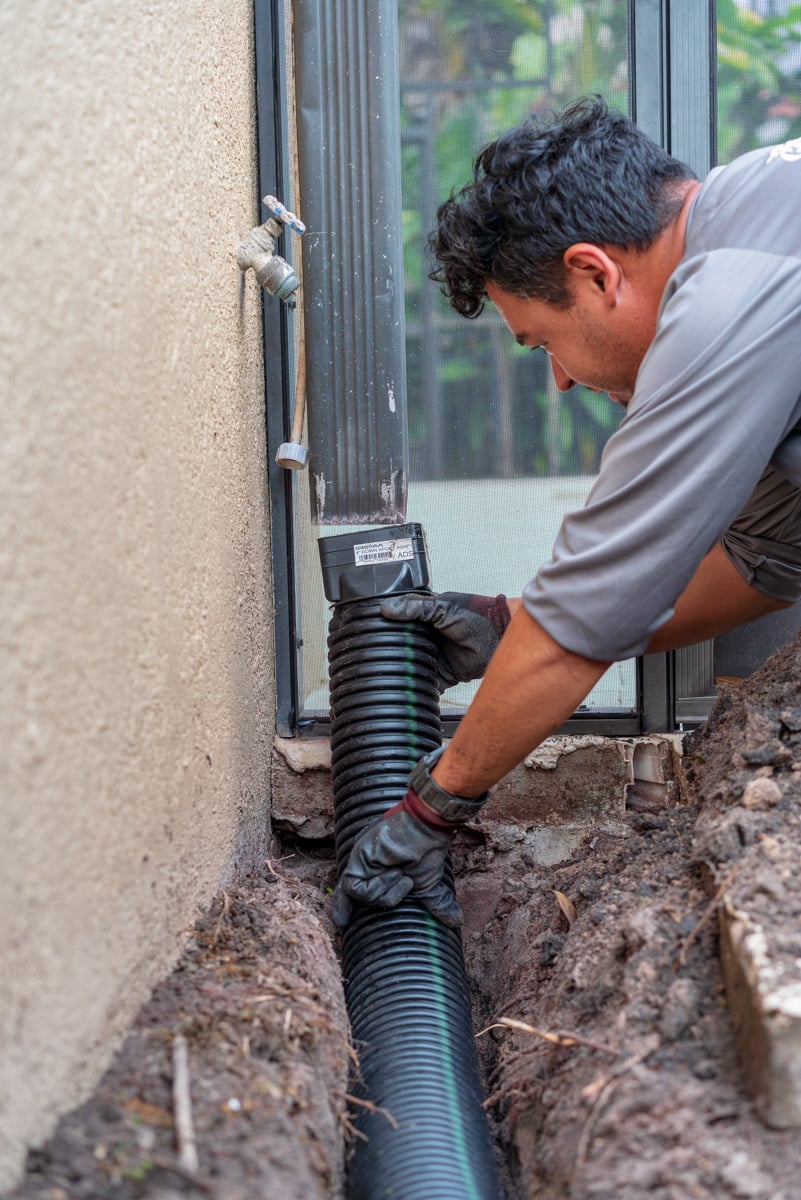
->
[331, 97, 801, 930]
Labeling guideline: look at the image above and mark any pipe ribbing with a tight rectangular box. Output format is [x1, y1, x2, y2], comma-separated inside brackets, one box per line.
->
[327, 595, 502, 1200]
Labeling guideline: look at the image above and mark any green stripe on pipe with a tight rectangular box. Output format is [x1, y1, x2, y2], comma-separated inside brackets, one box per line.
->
[424, 913, 484, 1200]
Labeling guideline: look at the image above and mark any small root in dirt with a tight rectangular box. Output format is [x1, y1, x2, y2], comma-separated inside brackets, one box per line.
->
[337, 1092, 399, 1130]
[673, 861, 740, 970]
[478, 1016, 619, 1058]
[574, 1039, 660, 1174]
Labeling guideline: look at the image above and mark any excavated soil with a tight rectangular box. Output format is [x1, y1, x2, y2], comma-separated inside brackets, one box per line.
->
[6, 633, 801, 1200]
[4, 875, 350, 1200]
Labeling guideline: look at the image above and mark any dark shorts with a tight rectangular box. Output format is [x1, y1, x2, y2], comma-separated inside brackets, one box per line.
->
[722, 465, 801, 603]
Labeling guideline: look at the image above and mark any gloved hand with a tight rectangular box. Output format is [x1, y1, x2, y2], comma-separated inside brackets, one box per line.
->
[331, 789, 463, 929]
[379, 591, 511, 689]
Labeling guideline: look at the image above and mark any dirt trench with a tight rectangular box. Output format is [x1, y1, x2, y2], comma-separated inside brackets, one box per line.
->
[6, 634, 801, 1200]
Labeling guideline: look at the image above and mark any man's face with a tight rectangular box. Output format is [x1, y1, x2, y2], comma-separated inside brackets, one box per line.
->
[486, 279, 651, 407]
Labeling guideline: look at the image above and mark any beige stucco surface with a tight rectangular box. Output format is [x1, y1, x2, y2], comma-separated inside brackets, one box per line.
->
[0, 1, 274, 1185]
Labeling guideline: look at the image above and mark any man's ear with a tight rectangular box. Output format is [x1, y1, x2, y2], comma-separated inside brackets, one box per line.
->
[563, 243, 620, 306]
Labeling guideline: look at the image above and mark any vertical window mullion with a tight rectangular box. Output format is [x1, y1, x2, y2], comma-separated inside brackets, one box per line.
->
[668, 0, 717, 727]
[631, 0, 669, 145]
[668, 0, 717, 175]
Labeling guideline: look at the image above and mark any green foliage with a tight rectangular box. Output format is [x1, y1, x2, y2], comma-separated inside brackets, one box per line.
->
[400, 0, 629, 480]
[717, 0, 801, 162]
[121, 1158, 155, 1182]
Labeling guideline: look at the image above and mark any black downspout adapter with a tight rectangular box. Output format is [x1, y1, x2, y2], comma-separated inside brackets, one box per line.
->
[319, 524, 502, 1200]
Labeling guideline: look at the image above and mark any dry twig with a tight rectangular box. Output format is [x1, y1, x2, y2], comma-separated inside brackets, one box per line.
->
[172, 1034, 199, 1174]
[574, 1038, 658, 1177]
[150, 1152, 215, 1194]
[210, 891, 232, 947]
[338, 1091, 399, 1129]
[483, 1083, 524, 1110]
[477, 1016, 619, 1058]
[264, 853, 296, 879]
[339, 1111, 369, 1143]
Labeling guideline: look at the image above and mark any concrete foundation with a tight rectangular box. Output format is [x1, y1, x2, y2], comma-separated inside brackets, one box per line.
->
[271, 733, 685, 861]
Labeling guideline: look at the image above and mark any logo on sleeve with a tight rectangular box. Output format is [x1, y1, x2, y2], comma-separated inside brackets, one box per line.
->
[767, 137, 801, 164]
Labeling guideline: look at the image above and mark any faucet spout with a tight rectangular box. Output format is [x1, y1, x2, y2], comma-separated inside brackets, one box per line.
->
[236, 197, 305, 302]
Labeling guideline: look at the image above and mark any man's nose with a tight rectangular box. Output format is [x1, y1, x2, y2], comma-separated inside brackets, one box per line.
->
[550, 358, 575, 392]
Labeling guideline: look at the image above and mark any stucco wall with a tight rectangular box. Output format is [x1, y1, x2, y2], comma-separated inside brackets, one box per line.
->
[0, 1, 273, 1185]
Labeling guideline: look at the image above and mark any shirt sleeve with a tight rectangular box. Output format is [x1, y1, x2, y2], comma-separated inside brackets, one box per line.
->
[523, 248, 801, 661]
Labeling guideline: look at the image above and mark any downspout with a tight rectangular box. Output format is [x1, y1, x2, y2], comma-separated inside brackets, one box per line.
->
[294, 0, 409, 526]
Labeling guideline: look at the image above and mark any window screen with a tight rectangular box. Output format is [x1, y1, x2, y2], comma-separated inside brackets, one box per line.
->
[295, 1, 634, 721]
[397, 0, 633, 715]
[717, 0, 801, 166]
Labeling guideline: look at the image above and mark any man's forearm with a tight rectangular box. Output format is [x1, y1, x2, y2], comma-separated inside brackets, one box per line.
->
[431, 605, 608, 798]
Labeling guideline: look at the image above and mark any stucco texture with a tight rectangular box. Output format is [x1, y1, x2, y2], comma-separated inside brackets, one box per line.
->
[0, 1, 274, 1185]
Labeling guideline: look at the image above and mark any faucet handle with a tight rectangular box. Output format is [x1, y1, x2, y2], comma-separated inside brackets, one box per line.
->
[263, 195, 306, 236]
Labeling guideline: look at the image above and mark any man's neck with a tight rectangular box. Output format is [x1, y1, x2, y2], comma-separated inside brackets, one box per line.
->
[652, 180, 703, 287]
[617, 180, 703, 317]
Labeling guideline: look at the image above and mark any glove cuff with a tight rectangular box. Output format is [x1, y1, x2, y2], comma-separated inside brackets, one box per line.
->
[467, 593, 511, 638]
[392, 786, 462, 831]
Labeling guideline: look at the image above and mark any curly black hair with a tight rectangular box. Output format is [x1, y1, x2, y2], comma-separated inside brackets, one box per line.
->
[428, 97, 696, 316]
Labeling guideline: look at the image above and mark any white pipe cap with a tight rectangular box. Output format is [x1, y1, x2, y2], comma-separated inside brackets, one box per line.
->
[275, 442, 308, 470]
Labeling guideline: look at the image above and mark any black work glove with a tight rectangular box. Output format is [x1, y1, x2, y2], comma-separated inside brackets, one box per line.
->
[379, 591, 511, 689]
[331, 789, 463, 929]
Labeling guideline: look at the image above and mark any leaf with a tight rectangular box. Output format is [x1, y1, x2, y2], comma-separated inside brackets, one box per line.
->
[122, 1098, 174, 1129]
[510, 32, 548, 79]
[554, 890, 577, 927]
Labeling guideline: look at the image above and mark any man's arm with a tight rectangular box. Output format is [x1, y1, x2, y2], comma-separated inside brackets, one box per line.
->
[432, 605, 608, 797]
[432, 543, 790, 799]
[644, 542, 790, 652]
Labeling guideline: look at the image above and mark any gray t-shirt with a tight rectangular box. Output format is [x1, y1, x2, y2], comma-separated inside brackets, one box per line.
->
[523, 138, 801, 661]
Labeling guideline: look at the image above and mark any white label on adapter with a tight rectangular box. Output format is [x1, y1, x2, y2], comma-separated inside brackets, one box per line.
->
[353, 538, 414, 566]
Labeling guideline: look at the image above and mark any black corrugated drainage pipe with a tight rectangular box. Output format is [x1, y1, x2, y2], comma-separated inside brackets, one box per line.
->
[319, 525, 502, 1200]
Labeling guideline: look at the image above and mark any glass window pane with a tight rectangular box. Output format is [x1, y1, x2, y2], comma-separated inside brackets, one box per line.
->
[399, 0, 634, 714]
[295, 1, 636, 722]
